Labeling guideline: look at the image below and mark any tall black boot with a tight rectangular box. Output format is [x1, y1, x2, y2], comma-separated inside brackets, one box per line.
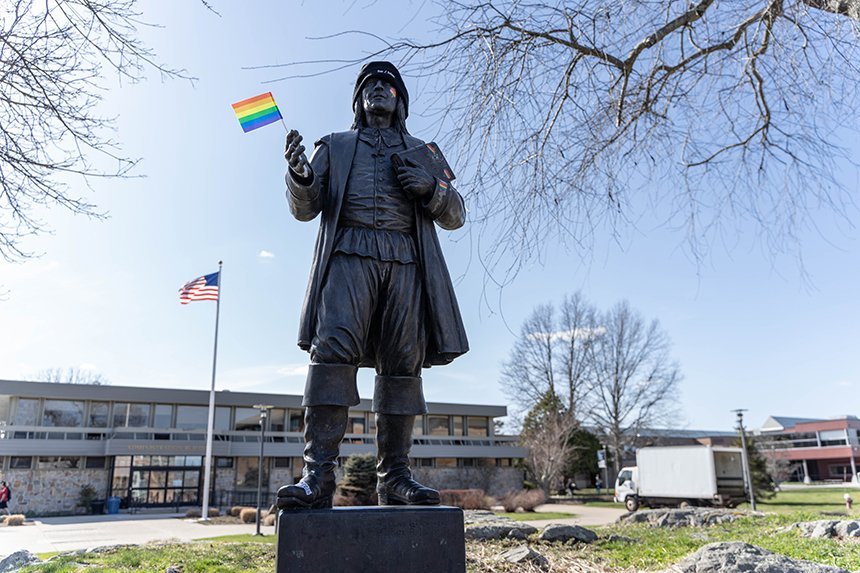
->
[376, 413, 440, 506]
[277, 405, 349, 509]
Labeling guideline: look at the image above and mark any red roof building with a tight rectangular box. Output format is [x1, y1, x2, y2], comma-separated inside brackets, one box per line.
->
[756, 415, 860, 483]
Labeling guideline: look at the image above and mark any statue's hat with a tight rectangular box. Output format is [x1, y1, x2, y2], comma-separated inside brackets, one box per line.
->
[353, 61, 409, 118]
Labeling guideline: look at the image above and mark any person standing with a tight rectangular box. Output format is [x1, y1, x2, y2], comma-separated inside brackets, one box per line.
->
[277, 61, 469, 510]
[0, 481, 11, 516]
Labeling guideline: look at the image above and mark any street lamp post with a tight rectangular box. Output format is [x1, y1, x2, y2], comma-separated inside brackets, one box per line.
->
[254, 404, 273, 536]
[733, 409, 756, 511]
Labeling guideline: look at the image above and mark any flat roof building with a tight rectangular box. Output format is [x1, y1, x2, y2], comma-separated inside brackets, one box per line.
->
[0, 380, 526, 516]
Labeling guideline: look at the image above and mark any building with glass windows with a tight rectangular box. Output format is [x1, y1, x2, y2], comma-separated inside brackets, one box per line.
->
[0, 380, 525, 516]
[755, 415, 860, 483]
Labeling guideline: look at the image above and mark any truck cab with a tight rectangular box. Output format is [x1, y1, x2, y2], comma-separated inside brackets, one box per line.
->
[614, 466, 640, 511]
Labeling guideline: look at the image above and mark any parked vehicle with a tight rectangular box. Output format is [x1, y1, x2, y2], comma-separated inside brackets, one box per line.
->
[614, 446, 746, 512]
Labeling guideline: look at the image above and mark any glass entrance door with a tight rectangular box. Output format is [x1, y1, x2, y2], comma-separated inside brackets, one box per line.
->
[111, 455, 204, 507]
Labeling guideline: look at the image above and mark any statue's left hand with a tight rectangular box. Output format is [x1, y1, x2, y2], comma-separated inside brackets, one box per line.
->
[395, 159, 435, 199]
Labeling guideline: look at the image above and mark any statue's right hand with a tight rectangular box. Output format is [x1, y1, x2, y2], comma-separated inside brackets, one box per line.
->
[284, 130, 309, 176]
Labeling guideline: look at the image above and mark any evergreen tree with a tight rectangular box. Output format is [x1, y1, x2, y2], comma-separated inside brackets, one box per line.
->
[338, 453, 377, 505]
[737, 435, 777, 501]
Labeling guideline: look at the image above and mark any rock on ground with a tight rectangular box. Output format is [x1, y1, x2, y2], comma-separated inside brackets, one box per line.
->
[538, 524, 598, 544]
[498, 545, 549, 569]
[662, 541, 851, 573]
[0, 550, 41, 573]
[620, 507, 764, 527]
[783, 520, 860, 539]
[464, 510, 538, 541]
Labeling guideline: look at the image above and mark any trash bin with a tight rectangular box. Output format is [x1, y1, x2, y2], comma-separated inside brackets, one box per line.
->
[90, 499, 106, 514]
[106, 496, 121, 514]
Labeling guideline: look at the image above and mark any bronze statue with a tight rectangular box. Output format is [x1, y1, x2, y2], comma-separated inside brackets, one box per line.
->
[278, 61, 469, 509]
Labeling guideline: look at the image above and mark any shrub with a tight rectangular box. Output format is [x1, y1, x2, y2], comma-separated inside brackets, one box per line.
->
[77, 484, 98, 509]
[207, 507, 220, 517]
[515, 489, 547, 512]
[439, 489, 490, 510]
[263, 513, 276, 526]
[230, 506, 250, 517]
[4, 514, 25, 526]
[185, 508, 201, 518]
[500, 489, 547, 512]
[239, 508, 259, 523]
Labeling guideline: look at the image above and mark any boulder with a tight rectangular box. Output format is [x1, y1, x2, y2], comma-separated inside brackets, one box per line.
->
[538, 524, 597, 544]
[498, 545, 549, 569]
[620, 507, 762, 528]
[463, 509, 538, 540]
[833, 521, 860, 538]
[0, 550, 40, 573]
[662, 541, 850, 573]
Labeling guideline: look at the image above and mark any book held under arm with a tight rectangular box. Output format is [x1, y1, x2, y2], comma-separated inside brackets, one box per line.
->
[391, 142, 456, 181]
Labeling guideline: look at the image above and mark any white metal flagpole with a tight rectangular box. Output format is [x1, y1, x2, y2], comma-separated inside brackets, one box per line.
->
[200, 260, 223, 521]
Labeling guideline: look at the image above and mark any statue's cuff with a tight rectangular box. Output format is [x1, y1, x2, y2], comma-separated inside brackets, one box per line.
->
[423, 178, 451, 219]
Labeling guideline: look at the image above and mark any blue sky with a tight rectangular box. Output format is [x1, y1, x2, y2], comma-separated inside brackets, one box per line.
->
[0, 1, 857, 432]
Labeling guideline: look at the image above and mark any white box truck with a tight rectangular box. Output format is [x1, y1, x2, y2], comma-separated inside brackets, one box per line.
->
[613, 446, 746, 512]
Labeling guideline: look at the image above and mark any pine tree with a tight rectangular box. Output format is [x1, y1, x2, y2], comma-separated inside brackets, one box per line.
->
[339, 453, 377, 505]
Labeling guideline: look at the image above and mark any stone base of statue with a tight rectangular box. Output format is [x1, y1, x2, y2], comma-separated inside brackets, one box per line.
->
[276, 505, 466, 573]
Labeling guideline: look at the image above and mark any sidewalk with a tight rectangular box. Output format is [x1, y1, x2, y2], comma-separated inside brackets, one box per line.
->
[0, 513, 275, 556]
[518, 503, 627, 528]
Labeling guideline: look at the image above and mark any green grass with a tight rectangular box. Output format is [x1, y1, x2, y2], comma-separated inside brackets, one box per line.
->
[739, 486, 857, 515]
[495, 511, 574, 521]
[20, 542, 275, 573]
[199, 533, 278, 544]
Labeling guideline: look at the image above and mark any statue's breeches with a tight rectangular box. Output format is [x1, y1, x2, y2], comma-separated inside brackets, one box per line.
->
[310, 253, 426, 377]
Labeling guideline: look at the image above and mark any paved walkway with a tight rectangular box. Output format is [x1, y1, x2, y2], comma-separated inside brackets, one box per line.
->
[0, 504, 626, 557]
[0, 513, 275, 556]
[518, 503, 627, 528]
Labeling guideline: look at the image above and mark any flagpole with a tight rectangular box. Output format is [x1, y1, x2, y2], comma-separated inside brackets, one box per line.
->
[200, 260, 223, 521]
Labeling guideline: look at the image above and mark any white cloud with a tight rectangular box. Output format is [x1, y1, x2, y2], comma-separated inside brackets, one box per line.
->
[258, 250, 275, 259]
[836, 380, 854, 387]
[276, 364, 309, 377]
[527, 326, 607, 343]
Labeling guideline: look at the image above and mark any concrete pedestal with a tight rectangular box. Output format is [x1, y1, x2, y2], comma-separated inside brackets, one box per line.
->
[276, 505, 466, 573]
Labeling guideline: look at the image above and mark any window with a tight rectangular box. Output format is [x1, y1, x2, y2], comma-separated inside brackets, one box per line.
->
[86, 456, 108, 469]
[288, 409, 304, 432]
[42, 400, 85, 427]
[88, 402, 110, 427]
[413, 416, 424, 436]
[234, 408, 261, 431]
[12, 398, 39, 425]
[497, 458, 512, 467]
[273, 457, 291, 468]
[467, 417, 488, 437]
[213, 406, 230, 431]
[216, 457, 234, 468]
[112, 403, 151, 427]
[175, 406, 208, 430]
[0, 395, 10, 424]
[820, 430, 849, 447]
[461, 458, 475, 467]
[37, 456, 81, 469]
[427, 415, 450, 436]
[270, 409, 286, 432]
[435, 458, 457, 468]
[10, 456, 31, 469]
[347, 412, 366, 434]
[153, 404, 173, 428]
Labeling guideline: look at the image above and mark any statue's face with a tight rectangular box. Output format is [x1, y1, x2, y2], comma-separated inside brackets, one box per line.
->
[361, 78, 398, 118]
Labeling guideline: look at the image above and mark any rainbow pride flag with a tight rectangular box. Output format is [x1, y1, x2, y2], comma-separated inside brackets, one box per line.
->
[231, 92, 282, 133]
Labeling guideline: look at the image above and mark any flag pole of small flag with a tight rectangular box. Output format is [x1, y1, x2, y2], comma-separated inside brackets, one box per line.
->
[179, 271, 220, 304]
[231, 92, 284, 133]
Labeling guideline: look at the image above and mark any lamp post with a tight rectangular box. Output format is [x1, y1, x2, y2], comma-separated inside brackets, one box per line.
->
[254, 404, 273, 536]
[733, 409, 756, 511]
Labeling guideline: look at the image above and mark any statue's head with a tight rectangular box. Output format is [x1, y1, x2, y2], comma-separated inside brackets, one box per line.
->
[351, 61, 409, 132]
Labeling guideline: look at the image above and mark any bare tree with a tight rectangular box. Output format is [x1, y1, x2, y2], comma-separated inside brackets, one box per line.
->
[520, 390, 578, 492]
[500, 291, 599, 420]
[271, 1, 860, 276]
[587, 301, 681, 472]
[0, 0, 192, 261]
[36, 367, 108, 385]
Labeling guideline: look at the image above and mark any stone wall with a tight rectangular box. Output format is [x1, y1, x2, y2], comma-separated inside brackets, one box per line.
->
[1, 468, 109, 517]
[412, 467, 523, 497]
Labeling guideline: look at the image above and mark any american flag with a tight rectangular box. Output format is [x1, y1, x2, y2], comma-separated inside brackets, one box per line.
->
[179, 271, 220, 304]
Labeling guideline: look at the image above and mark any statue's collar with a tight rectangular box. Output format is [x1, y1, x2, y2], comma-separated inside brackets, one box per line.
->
[357, 127, 403, 148]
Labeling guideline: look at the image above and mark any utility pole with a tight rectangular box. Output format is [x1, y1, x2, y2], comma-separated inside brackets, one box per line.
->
[254, 404, 273, 536]
[733, 409, 756, 511]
